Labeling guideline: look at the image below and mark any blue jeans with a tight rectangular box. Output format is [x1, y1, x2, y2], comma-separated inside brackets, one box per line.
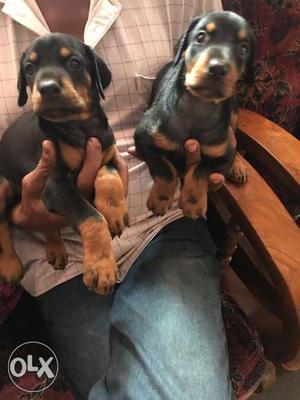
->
[37, 218, 234, 400]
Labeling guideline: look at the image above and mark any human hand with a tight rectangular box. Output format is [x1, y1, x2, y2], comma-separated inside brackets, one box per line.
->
[184, 139, 225, 191]
[128, 127, 237, 191]
[128, 144, 225, 190]
[184, 127, 237, 191]
[11, 140, 67, 231]
[11, 139, 128, 231]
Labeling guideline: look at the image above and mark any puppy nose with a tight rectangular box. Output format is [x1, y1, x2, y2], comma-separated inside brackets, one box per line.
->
[38, 80, 61, 96]
[208, 60, 229, 77]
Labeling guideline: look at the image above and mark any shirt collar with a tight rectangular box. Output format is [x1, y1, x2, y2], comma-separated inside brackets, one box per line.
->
[84, 0, 122, 47]
[1, 0, 122, 47]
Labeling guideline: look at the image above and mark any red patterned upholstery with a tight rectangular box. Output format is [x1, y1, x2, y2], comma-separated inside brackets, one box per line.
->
[223, 0, 300, 138]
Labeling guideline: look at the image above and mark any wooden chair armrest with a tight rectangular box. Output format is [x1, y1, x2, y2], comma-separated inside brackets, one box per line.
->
[237, 109, 300, 198]
[211, 156, 300, 365]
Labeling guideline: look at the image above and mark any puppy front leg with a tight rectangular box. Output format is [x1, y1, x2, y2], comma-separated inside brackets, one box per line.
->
[227, 151, 247, 183]
[147, 156, 178, 216]
[94, 165, 129, 238]
[135, 128, 178, 216]
[180, 144, 236, 219]
[44, 230, 68, 270]
[0, 177, 23, 284]
[42, 170, 116, 295]
[179, 163, 209, 219]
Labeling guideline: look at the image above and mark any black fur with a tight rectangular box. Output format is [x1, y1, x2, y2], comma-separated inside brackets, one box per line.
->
[0, 33, 114, 226]
[134, 11, 254, 214]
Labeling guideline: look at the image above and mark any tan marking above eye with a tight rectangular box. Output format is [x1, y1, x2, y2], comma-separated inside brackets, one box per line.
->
[60, 47, 71, 58]
[238, 29, 247, 40]
[29, 52, 38, 62]
[206, 22, 216, 32]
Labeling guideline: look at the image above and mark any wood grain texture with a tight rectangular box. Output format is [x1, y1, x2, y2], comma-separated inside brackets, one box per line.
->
[214, 155, 300, 366]
[238, 109, 300, 198]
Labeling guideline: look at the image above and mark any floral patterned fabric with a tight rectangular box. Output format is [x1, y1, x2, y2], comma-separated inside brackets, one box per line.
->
[0, 347, 74, 400]
[221, 289, 266, 399]
[223, 0, 300, 138]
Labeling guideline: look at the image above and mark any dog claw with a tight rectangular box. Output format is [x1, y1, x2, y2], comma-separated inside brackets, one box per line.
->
[179, 192, 208, 220]
[46, 248, 68, 270]
[83, 257, 117, 295]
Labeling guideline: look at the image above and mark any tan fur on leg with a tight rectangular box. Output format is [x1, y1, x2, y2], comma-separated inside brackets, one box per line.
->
[94, 166, 129, 238]
[179, 164, 209, 219]
[44, 230, 68, 270]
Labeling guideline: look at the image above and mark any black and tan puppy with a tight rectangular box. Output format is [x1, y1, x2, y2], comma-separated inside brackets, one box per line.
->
[135, 11, 254, 219]
[0, 33, 129, 294]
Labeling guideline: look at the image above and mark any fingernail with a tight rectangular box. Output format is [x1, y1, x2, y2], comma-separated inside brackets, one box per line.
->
[42, 144, 50, 157]
[188, 143, 197, 153]
[90, 137, 101, 149]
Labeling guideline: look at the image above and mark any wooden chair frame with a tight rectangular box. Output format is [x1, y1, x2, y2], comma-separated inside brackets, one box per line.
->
[210, 109, 300, 370]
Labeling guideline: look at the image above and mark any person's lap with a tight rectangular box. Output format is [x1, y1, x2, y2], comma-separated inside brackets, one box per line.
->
[37, 217, 234, 400]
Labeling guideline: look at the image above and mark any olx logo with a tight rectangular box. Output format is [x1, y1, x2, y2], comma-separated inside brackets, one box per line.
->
[8, 341, 59, 393]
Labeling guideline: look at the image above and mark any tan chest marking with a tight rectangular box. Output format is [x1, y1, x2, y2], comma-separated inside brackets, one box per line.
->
[59, 141, 84, 170]
[152, 132, 180, 151]
[201, 139, 229, 158]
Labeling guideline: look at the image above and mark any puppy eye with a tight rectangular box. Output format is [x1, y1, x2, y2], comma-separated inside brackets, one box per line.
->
[68, 57, 81, 70]
[239, 43, 249, 55]
[195, 31, 207, 44]
[25, 63, 34, 75]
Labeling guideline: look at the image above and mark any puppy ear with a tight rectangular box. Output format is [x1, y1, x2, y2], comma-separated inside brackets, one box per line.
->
[173, 16, 202, 66]
[85, 45, 112, 100]
[244, 30, 255, 86]
[17, 54, 28, 107]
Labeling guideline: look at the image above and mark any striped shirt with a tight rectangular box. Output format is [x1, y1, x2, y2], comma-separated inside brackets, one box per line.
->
[0, 0, 222, 296]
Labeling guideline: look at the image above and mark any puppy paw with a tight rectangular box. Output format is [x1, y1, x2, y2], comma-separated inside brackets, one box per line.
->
[227, 153, 247, 183]
[46, 241, 68, 270]
[179, 191, 208, 219]
[179, 172, 209, 219]
[107, 208, 130, 238]
[79, 217, 118, 295]
[94, 166, 130, 238]
[83, 255, 117, 295]
[147, 193, 174, 217]
[95, 198, 130, 238]
[147, 180, 176, 216]
[0, 255, 23, 284]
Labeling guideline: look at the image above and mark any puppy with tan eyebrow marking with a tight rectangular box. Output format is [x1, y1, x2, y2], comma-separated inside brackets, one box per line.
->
[0, 33, 129, 294]
[134, 11, 254, 219]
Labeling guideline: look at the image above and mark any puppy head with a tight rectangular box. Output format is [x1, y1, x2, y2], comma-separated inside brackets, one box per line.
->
[174, 11, 255, 103]
[18, 33, 111, 121]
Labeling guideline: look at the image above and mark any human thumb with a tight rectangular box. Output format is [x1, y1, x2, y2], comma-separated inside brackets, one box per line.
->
[21, 140, 56, 197]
